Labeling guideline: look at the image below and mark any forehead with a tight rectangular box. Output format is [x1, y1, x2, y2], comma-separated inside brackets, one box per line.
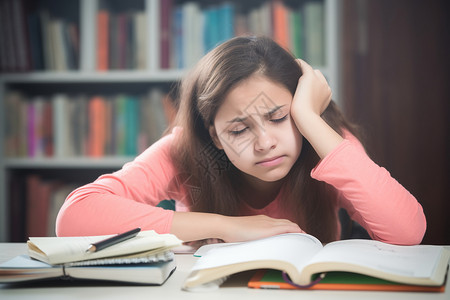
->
[219, 76, 292, 117]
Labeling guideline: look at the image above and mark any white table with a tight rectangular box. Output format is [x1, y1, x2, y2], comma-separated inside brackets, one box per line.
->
[1, 243, 449, 300]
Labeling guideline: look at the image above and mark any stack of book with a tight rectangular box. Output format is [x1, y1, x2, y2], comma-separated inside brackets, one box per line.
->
[0, 230, 183, 285]
[96, 8, 147, 71]
[0, 0, 80, 72]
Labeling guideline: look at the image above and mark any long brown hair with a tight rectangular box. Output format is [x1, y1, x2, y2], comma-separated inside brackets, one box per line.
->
[170, 36, 362, 243]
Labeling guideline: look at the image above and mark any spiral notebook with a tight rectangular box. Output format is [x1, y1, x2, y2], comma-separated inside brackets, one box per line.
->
[0, 252, 176, 285]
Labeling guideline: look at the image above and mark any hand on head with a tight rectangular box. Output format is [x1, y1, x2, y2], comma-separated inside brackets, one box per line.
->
[291, 59, 332, 119]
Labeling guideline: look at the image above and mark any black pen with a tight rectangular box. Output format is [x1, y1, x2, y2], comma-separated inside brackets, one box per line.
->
[86, 228, 141, 253]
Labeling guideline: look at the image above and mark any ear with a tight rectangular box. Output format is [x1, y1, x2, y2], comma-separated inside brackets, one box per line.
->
[209, 125, 223, 149]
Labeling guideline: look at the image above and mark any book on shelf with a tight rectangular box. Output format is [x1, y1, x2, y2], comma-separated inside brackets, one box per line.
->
[289, 5, 304, 59]
[134, 11, 147, 69]
[167, 0, 324, 70]
[0, 230, 183, 285]
[4, 89, 171, 158]
[96, 5, 147, 71]
[0, 0, 155, 73]
[0, 0, 30, 72]
[8, 173, 27, 242]
[170, 1, 234, 69]
[47, 184, 77, 237]
[23, 173, 78, 238]
[182, 233, 450, 292]
[52, 94, 73, 157]
[88, 96, 107, 157]
[304, 1, 325, 66]
[1, 0, 327, 73]
[41, 10, 80, 71]
[26, 175, 53, 238]
[9, 172, 98, 241]
[96, 9, 109, 71]
[273, 0, 290, 50]
[160, 0, 173, 69]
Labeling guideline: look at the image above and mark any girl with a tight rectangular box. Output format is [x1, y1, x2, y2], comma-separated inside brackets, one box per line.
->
[56, 36, 426, 245]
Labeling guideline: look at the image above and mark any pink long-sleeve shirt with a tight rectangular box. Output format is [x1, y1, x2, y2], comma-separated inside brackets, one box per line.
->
[56, 128, 426, 245]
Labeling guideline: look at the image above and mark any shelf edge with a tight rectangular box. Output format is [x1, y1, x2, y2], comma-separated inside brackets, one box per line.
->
[3, 157, 134, 169]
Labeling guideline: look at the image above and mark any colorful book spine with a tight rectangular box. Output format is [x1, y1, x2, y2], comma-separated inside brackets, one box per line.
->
[272, 0, 290, 51]
[96, 10, 109, 71]
[114, 95, 127, 155]
[304, 1, 325, 65]
[42, 100, 54, 157]
[125, 96, 139, 156]
[160, 0, 173, 69]
[172, 7, 184, 69]
[220, 3, 235, 43]
[88, 96, 106, 157]
[290, 8, 304, 59]
[117, 13, 127, 69]
[26, 175, 51, 238]
[52, 94, 68, 157]
[26, 102, 36, 157]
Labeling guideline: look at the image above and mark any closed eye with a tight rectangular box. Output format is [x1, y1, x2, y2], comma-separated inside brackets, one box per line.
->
[229, 126, 249, 136]
[270, 114, 288, 123]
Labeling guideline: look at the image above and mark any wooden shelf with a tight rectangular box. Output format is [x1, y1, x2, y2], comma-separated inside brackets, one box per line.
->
[3, 157, 134, 169]
[0, 70, 185, 83]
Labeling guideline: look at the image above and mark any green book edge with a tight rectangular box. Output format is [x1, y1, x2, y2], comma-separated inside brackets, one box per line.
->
[261, 269, 414, 286]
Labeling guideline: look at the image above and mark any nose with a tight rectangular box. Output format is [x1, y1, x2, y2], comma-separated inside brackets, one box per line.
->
[254, 128, 276, 152]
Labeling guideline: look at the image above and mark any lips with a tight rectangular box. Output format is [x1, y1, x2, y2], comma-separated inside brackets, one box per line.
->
[256, 155, 285, 167]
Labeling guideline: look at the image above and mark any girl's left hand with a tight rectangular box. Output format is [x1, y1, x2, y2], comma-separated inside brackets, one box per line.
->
[291, 59, 332, 123]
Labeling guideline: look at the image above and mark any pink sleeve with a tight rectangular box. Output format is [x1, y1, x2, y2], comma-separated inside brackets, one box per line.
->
[56, 128, 183, 237]
[311, 134, 426, 245]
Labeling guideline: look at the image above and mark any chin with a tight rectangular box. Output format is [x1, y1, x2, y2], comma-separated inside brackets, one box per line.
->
[256, 170, 290, 182]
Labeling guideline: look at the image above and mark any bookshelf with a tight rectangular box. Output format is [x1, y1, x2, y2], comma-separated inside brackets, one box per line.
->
[0, 0, 341, 242]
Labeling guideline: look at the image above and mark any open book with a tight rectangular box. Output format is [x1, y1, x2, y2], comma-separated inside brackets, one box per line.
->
[27, 230, 182, 265]
[183, 233, 450, 290]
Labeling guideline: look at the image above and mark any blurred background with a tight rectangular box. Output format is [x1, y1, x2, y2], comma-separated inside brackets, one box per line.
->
[341, 0, 449, 244]
[0, 0, 448, 244]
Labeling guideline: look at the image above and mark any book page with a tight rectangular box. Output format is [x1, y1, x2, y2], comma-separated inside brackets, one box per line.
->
[191, 233, 323, 272]
[0, 255, 55, 270]
[193, 242, 239, 257]
[0, 255, 63, 283]
[28, 230, 182, 265]
[307, 239, 445, 279]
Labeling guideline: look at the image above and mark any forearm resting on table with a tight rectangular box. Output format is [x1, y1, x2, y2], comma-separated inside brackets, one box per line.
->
[171, 212, 303, 243]
[170, 212, 225, 242]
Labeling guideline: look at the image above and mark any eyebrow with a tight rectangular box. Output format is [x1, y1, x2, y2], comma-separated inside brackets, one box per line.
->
[227, 105, 285, 123]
